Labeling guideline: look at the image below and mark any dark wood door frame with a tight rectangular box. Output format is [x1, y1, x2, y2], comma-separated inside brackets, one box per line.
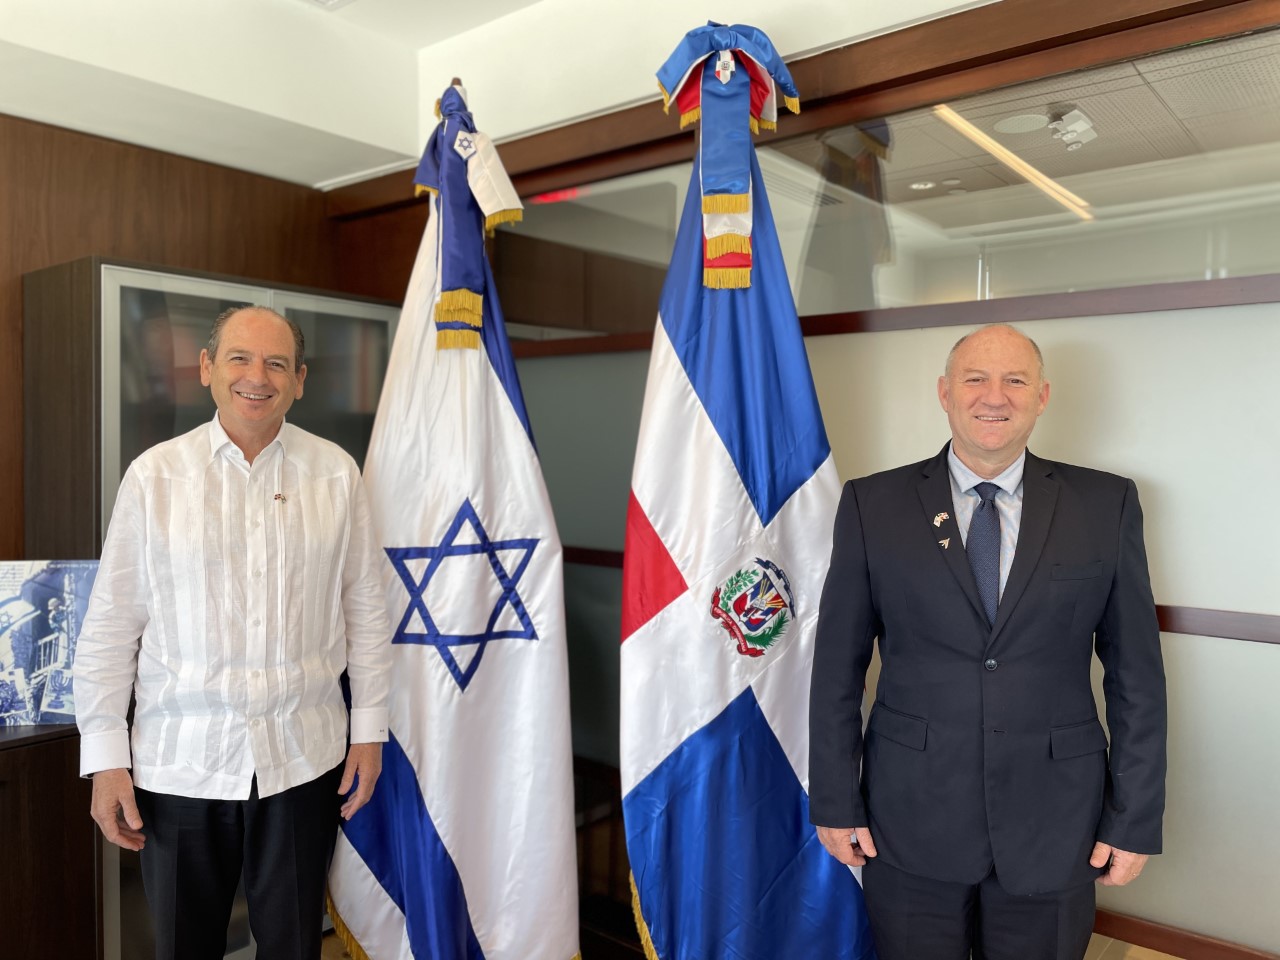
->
[326, 0, 1280, 219]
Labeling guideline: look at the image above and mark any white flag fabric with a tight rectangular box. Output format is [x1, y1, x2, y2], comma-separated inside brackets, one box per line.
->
[620, 24, 876, 960]
[327, 85, 579, 960]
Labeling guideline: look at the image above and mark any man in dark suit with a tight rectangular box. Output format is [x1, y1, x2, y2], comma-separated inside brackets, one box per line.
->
[809, 324, 1166, 960]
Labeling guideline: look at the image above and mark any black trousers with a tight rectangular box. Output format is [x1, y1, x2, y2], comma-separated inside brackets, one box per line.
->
[862, 857, 1096, 960]
[135, 764, 344, 960]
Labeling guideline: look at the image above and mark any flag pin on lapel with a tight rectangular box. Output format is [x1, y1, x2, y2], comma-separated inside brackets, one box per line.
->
[938, 537, 951, 550]
[933, 512, 949, 527]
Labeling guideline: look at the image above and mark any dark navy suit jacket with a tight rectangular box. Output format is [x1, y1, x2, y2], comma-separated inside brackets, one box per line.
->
[809, 444, 1166, 895]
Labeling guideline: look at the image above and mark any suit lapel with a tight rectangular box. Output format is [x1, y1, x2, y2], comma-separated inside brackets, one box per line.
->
[916, 446, 988, 627]
[990, 450, 1058, 643]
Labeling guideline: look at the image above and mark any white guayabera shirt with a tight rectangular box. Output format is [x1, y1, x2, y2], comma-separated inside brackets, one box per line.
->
[74, 415, 391, 800]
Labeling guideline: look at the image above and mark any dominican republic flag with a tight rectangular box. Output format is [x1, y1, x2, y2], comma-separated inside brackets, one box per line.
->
[327, 85, 579, 960]
[619, 79, 877, 960]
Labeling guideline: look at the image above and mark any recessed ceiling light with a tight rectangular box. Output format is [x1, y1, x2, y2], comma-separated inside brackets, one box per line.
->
[941, 178, 962, 186]
[993, 114, 1050, 134]
[910, 181, 936, 190]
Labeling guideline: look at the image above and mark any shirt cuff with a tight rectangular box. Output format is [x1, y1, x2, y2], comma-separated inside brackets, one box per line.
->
[79, 730, 132, 778]
[350, 707, 389, 743]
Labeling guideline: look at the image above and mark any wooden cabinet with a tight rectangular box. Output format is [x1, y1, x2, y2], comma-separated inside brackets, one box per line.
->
[0, 725, 100, 958]
[23, 256, 399, 559]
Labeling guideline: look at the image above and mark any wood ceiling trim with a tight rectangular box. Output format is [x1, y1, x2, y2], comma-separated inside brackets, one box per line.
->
[325, 0, 1276, 220]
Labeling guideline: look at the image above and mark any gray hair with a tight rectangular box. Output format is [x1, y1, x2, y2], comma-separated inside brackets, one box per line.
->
[945, 323, 1044, 382]
[206, 305, 305, 373]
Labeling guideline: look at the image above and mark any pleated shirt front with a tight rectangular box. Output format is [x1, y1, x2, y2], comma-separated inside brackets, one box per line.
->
[75, 416, 391, 799]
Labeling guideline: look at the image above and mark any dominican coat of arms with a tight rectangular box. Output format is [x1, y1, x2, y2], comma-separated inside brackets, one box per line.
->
[709, 558, 796, 658]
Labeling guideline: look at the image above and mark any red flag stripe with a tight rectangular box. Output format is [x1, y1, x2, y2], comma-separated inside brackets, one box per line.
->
[703, 250, 752, 269]
[621, 491, 689, 643]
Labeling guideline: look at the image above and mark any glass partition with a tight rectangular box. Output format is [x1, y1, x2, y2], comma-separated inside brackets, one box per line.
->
[494, 25, 1280, 329]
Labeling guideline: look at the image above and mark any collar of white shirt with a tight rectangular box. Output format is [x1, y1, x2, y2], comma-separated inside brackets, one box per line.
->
[947, 445, 1026, 498]
[207, 412, 290, 462]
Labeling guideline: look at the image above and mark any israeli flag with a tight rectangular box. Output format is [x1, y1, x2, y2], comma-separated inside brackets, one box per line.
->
[327, 88, 579, 960]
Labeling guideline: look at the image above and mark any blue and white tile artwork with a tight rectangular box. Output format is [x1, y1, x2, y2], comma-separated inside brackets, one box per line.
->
[0, 561, 99, 725]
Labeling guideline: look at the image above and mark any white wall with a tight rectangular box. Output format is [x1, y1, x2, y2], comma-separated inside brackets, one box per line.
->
[0, 0, 418, 149]
[516, 303, 1280, 953]
[0, 0, 420, 184]
[416, 0, 999, 144]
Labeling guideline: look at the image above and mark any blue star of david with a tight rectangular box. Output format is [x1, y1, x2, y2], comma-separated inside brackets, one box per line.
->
[387, 499, 538, 691]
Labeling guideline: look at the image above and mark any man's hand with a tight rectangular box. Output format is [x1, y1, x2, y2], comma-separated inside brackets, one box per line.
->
[817, 825, 878, 866]
[338, 742, 383, 820]
[91, 768, 145, 851]
[1090, 842, 1149, 886]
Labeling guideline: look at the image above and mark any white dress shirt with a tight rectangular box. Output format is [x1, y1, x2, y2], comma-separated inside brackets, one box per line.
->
[75, 415, 391, 800]
[947, 446, 1026, 599]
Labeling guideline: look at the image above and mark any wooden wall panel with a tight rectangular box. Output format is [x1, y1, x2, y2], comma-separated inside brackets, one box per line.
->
[0, 113, 342, 559]
[584, 252, 665, 335]
[494, 231, 588, 330]
[331, 201, 429, 302]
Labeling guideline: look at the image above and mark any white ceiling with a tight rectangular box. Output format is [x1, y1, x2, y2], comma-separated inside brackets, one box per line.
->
[0, 0, 547, 189]
[332, 0, 542, 50]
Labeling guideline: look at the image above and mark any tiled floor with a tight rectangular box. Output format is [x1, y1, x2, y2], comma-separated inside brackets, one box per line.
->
[322, 930, 1185, 959]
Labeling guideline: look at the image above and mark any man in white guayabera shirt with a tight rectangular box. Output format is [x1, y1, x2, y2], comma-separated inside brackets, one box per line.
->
[74, 305, 392, 960]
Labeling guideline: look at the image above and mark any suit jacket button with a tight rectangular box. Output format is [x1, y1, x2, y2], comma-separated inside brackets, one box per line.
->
[984, 658, 999, 671]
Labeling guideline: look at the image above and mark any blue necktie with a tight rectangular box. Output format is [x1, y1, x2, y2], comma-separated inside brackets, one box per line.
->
[967, 482, 1001, 625]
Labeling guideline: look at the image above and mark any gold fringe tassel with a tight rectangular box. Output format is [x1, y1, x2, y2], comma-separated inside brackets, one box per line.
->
[704, 266, 751, 289]
[658, 81, 672, 113]
[704, 233, 751, 258]
[629, 874, 662, 960]
[437, 329, 481, 350]
[748, 116, 759, 135]
[679, 106, 701, 129]
[701, 192, 749, 214]
[484, 207, 523, 237]
[325, 891, 373, 960]
[415, 184, 438, 198]
[784, 94, 801, 115]
[434, 288, 483, 325]
[434, 98, 442, 120]
[758, 117, 777, 132]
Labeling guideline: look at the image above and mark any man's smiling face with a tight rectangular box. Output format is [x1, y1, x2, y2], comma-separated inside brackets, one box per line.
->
[199, 308, 306, 445]
[937, 325, 1050, 475]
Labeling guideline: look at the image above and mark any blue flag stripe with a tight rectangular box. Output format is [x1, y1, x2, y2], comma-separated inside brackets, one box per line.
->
[339, 732, 486, 960]
[479, 255, 536, 450]
[657, 152, 831, 527]
[623, 687, 876, 960]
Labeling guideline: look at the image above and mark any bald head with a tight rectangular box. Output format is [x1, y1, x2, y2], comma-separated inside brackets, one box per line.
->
[945, 324, 1044, 383]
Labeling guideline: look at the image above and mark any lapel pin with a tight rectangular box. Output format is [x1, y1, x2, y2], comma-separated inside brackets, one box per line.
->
[274, 493, 287, 503]
[933, 512, 949, 528]
[938, 537, 950, 550]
